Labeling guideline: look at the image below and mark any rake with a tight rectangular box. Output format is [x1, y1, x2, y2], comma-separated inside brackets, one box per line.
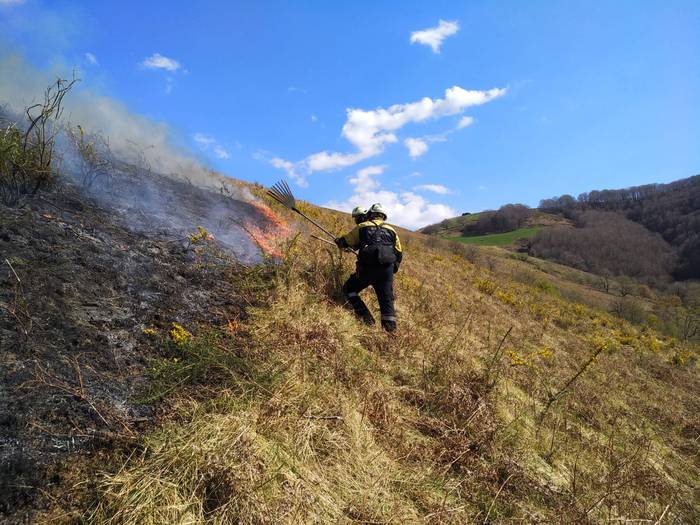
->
[267, 180, 336, 240]
[309, 234, 357, 255]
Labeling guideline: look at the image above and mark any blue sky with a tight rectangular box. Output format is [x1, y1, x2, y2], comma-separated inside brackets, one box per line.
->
[1, 0, 699, 228]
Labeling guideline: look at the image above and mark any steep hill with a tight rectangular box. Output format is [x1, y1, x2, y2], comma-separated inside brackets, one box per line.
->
[540, 175, 700, 279]
[2, 168, 699, 524]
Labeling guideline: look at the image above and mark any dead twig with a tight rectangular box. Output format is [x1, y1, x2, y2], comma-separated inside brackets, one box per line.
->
[5, 258, 20, 283]
[484, 326, 513, 387]
[483, 473, 514, 524]
[654, 504, 670, 524]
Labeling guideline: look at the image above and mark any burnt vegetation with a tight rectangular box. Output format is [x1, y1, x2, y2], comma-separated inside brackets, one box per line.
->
[0, 77, 78, 206]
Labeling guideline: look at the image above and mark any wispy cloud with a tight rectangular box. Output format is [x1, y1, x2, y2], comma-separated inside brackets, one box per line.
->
[269, 85, 506, 183]
[213, 145, 229, 159]
[84, 52, 98, 66]
[414, 184, 452, 195]
[410, 19, 459, 53]
[325, 165, 455, 230]
[457, 115, 474, 129]
[194, 133, 230, 160]
[0, 0, 25, 6]
[140, 53, 181, 72]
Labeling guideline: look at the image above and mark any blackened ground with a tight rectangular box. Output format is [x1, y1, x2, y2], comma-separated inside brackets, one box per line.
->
[0, 173, 275, 523]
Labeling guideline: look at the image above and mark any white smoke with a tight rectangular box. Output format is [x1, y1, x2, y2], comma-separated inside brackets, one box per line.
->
[0, 52, 232, 191]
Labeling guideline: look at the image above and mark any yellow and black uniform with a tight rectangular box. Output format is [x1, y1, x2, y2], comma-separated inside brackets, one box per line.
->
[336, 219, 402, 332]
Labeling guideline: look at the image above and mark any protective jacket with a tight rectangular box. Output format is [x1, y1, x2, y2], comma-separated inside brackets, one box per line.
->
[337, 219, 402, 332]
[339, 219, 403, 270]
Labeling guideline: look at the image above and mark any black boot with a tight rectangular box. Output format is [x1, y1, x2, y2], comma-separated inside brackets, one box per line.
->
[361, 311, 376, 325]
[381, 319, 396, 332]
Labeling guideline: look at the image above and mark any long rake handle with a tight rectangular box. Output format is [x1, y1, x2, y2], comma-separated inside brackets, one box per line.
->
[310, 234, 358, 255]
[310, 234, 336, 247]
[292, 206, 336, 240]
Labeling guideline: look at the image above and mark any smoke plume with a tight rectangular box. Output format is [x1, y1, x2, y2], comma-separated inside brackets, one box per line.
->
[0, 51, 284, 263]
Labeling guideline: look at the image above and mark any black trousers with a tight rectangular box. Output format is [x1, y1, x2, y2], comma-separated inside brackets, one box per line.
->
[342, 264, 396, 330]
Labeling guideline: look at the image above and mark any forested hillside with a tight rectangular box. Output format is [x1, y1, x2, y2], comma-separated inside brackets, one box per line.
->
[539, 175, 700, 279]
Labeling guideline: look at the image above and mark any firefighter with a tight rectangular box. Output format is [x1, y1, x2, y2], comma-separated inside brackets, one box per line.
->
[351, 206, 367, 224]
[335, 203, 402, 332]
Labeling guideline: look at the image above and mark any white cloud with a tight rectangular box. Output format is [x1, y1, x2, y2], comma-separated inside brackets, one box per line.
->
[84, 52, 98, 65]
[193, 133, 216, 147]
[194, 133, 230, 161]
[410, 19, 459, 53]
[0, 0, 25, 6]
[310, 114, 318, 122]
[269, 85, 506, 182]
[140, 53, 181, 72]
[414, 184, 452, 195]
[350, 165, 384, 192]
[478, 185, 487, 190]
[457, 115, 474, 129]
[404, 137, 429, 159]
[213, 145, 230, 159]
[270, 157, 308, 187]
[325, 165, 455, 230]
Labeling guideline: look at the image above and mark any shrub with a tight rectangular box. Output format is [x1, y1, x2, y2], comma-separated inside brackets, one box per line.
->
[610, 297, 647, 325]
[67, 124, 114, 188]
[0, 77, 78, 206]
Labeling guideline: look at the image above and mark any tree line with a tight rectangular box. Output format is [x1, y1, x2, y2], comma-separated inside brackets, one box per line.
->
[461, 204, 532, 236]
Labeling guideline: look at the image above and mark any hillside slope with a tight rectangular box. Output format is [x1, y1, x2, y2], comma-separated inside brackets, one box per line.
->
[2, 176, 699, 524]
[541, 175, 700, 279]
[420, 210, 568, 244]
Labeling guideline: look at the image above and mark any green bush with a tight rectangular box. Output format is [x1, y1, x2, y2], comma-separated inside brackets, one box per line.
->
[611, 296, 647, 325]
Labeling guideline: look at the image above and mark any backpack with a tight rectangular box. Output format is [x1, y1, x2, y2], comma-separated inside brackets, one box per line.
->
[358, 222, 397, 266]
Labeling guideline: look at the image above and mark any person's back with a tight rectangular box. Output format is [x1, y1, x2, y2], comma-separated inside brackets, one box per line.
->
[335, 204, 402, 332]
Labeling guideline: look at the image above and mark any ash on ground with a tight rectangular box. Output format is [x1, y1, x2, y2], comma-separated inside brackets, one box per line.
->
[0, 168, 281, 522]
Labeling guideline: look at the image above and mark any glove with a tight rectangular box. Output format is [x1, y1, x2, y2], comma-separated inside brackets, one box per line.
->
[334, 237, 345, 248]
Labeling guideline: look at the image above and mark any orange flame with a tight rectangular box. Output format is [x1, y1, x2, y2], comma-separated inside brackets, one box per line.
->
[245, 201, 290, 257]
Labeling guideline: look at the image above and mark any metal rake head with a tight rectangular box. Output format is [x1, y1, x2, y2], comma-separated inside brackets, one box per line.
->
[267, 180, 296, 210]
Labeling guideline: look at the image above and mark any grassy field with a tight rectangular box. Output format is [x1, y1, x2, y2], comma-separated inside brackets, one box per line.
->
[448, 226, 542, 246]
[37, 186, 698, 524]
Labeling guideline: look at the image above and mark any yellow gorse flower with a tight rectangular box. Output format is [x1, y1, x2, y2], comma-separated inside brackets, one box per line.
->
[189, 225, 210, 244]
[170, 322, 192, 344]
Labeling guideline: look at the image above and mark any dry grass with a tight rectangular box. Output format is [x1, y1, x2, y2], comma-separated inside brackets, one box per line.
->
[70, 194, 699, 524]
